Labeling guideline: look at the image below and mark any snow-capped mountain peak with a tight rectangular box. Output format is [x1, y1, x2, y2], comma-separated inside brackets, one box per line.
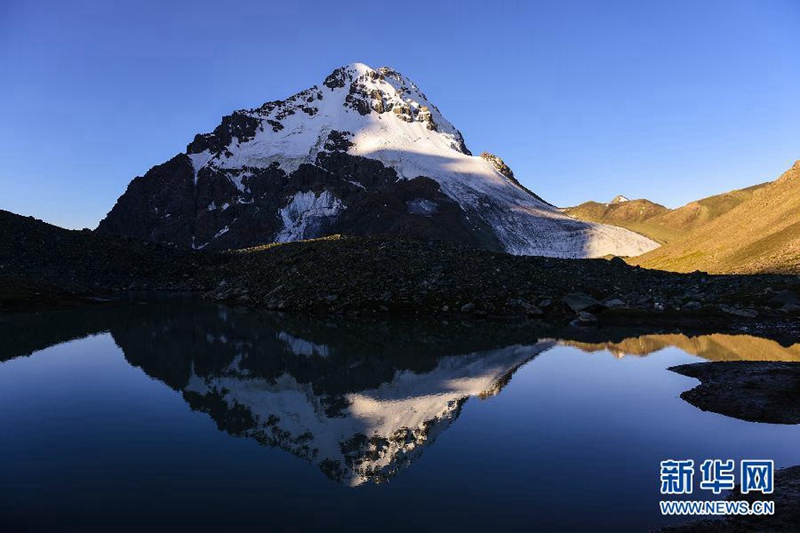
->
[185, 62, 471, 179]
[98, 63, 659, 258]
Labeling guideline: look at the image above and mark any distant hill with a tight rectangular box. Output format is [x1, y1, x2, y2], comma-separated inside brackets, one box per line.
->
[651, 182, 768, 238]
[563, 198, 673, 243]
[630, 161, 800, 274]
[565, 183, 768, 245]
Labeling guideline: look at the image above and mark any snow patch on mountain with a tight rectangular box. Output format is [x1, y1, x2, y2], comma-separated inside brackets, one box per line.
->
[276, 190, 344, 242]
[188, 151, 213, 184]
[407, 198, 438, 216]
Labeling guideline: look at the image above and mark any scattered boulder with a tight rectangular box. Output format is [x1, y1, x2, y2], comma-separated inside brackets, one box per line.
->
[571, 311, 598, 327]
[563, 292, 605, 313]
[770, 290, 800, 307]
[603, 298, 626, 308]
[719, 305, 758, 318]
[609, 256, 627, 267]
[524, 304, 543, 317]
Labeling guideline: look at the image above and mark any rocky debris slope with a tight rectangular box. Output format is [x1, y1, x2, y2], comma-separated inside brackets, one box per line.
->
[205, 235, 800, 333]
[0, 209, 215, 296]
[4, 209, 799, 334]
[97, 63, 658, 258]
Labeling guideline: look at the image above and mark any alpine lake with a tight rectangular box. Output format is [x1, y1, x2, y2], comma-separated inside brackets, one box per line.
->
[2, 294, 798, 532]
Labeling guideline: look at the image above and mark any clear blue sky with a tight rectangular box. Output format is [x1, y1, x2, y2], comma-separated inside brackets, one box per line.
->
[2, 0, 798, 229]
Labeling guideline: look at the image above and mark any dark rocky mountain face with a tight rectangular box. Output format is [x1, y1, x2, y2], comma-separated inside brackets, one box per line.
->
[99, 140, 502, 252]
[97, 63, 658, 257]
[96, 154, 197, 246]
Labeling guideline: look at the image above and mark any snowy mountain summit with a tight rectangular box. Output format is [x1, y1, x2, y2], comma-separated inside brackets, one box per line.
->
[98, 63, 658, 257]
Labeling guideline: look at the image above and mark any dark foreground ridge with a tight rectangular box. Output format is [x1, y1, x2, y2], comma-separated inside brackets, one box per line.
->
[2, 209, 800, 334]
[206, 236, 799, 326]
[670, 362, 800, 424]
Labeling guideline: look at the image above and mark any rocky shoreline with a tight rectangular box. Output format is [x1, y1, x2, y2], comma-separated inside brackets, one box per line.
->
[2, 209, 799, 332]
[670, 361, 800, 424]
[202, 236, 800, 334]
[2, 209, 800, 336]
[659, 362, 800, 531]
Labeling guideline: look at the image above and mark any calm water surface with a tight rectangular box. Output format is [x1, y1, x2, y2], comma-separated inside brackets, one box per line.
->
[1, 297, 799, 531]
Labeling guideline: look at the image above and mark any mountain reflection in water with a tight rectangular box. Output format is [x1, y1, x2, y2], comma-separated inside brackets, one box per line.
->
[2, 295, 799, 488]
[563, 333, 800, 361]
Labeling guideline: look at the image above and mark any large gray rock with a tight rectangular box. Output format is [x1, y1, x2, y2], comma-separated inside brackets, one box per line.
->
[563, 292, 605, 313]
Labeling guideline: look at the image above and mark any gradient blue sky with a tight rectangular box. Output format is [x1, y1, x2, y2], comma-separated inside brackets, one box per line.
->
[2, 0, 798, 229]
